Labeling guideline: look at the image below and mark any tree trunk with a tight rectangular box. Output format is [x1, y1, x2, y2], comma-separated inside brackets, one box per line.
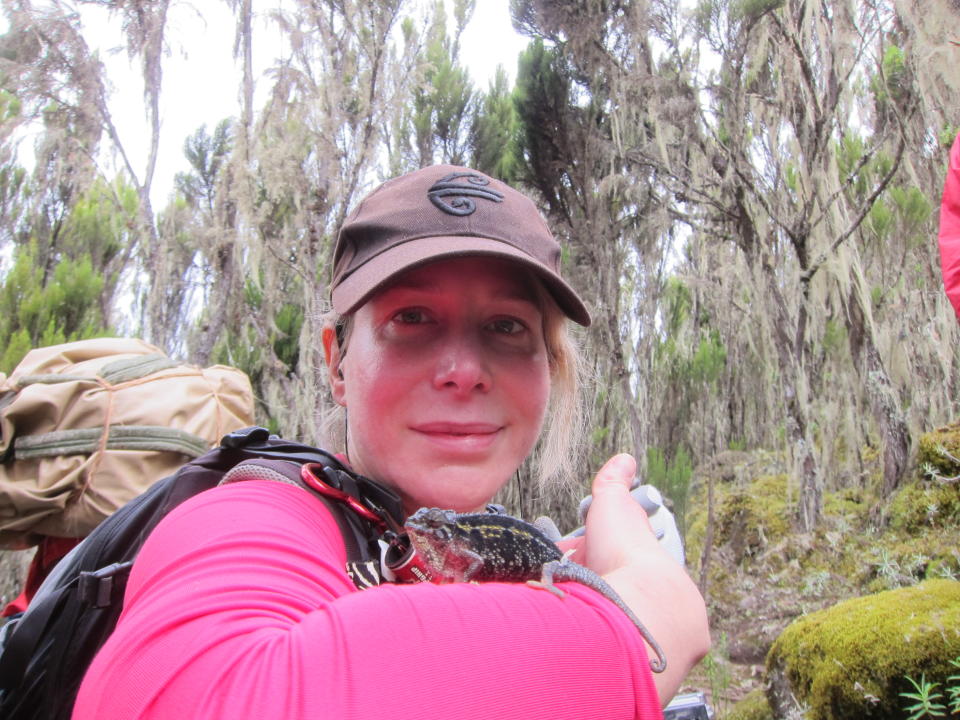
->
[845, 261, 911, 495]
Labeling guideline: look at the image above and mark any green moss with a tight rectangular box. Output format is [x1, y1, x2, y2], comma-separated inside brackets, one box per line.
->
[726, 688, 774, 720]
[715, 474, 791, 563]
[766, 579, 960, 720]
[888, 479, 960, 532]
[685, 473, 792, 570]
[822, 487, 871, 523]
[916, 423, 960, 476]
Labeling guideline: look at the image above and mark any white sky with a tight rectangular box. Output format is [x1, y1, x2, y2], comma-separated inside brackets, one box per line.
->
[73, 0, 529, 207]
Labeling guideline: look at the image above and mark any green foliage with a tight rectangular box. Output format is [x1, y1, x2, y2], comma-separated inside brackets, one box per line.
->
[882, 44, 909, 96]
[952, 659, 960, 715]
[273, 303, 303, 374]
[870, 44, 911, 112]
[941, 126, 960, 150]
[212, 298, 305, 430]
[701, 631, 734, 718]
[175, 119, 233, 210]
[412, 3, 475, 165]
[900, 673, 948, 719]
[470, 67, 520, 181]
[58, 176, 138, 274]
[0, 88, 22, 121]
[784, 162, 799, 193]
[646, 445, 693, 532]
[901, 657, 960, 718]
[0, 243, 109, 372]
[513, 38, 572, 189]
[868, 197, 894, 239]
[889, 185, 934, 246]
[1, 328, 33, 375]
[837, 133, 866, 180]
[691, 331, 727, 384]
[663, 276, 692, 335]
[654, 279, 726, 387]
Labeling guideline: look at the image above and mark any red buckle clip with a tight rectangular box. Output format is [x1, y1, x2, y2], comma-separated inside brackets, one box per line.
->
[300, 463, 386, 530]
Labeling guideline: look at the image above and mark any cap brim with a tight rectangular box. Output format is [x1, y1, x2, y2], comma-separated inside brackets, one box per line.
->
[331, 236, 591, 326]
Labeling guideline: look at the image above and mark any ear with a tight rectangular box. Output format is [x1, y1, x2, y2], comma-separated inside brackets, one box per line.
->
[322, 324, 347, 406]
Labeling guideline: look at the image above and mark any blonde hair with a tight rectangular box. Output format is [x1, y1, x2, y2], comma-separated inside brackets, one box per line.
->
[318, 278, 587, 488]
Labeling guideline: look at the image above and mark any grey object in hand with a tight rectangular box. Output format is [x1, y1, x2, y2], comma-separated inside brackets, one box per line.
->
[568, 481, 686, 566]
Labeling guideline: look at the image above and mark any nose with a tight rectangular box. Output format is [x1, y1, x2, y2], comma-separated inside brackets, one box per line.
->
[431, 330, 492, 395]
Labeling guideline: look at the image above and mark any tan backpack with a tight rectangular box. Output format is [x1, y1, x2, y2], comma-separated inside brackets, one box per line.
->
[0, 338, 255, 548]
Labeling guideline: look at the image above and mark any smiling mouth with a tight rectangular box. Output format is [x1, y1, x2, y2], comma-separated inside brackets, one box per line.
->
[411, 424, 503, 452]
[413, 423, 502, 436]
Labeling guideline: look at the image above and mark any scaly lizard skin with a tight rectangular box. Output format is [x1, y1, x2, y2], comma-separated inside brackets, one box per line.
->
[404, 507, 667, 673]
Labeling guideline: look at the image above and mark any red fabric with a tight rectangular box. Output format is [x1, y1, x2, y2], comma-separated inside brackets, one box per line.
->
[2, 536, 81, 617]
[939, 133, 960, 320]
[72, 481, 663, 720]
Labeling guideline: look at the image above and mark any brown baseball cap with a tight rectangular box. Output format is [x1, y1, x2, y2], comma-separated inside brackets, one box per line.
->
[331, 165, 591, 326]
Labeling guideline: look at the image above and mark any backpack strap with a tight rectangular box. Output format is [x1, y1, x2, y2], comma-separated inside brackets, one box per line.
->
[0, 428, 398, 720]
[219, 458, 397, 589]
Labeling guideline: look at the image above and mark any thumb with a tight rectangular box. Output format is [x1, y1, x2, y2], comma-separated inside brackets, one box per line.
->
[589, 452, 637, 500]
[583, 453, 658, 576]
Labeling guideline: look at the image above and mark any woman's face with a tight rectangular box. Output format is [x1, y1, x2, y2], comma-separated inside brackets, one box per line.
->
[330, 256, 552, 514]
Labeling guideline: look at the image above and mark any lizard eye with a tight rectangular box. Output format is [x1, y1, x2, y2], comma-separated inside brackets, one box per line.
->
[434, 527, 452, 542]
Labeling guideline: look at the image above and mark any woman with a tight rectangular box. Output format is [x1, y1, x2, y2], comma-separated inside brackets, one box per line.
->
[73, 165, 709, 719]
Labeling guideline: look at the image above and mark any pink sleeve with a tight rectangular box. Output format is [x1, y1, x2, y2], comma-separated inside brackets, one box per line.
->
[72, 481, 663, 720]
[940, 133, 960, 320]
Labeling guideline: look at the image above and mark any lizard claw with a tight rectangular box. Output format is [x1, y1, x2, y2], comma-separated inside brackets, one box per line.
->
[526, 560, 567, 598]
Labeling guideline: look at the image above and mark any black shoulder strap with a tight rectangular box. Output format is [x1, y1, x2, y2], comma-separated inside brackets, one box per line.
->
[0, 427, 403, 720]
[216, 455, 394, 588]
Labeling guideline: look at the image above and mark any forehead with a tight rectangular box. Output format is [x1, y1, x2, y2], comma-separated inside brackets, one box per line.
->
[374, 256, 544, 304]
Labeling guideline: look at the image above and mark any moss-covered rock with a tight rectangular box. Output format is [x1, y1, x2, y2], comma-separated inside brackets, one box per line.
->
[726, 688, 774, 720]
[888, 478, 960, 532]
[916, 423, 960, 476]
[765, 579, 960, 720]
[714, 474, 792, 564]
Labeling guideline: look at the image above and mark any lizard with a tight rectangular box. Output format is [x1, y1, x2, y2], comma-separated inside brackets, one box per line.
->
[402, 507, 667, 673]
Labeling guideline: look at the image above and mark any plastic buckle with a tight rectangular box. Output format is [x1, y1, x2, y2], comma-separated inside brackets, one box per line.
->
[219, 426, 271, 448]
[78, 561, 134, 608]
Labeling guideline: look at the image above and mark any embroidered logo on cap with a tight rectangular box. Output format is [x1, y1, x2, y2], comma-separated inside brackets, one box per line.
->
[427, 172, 504, 216]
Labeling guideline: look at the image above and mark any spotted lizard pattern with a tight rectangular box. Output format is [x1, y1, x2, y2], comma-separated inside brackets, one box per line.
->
[404, 507, 667, 673]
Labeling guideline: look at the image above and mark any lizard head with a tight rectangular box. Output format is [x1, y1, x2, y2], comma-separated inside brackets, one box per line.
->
[404, 507, 458, 545]
[403, 507, 466, 579]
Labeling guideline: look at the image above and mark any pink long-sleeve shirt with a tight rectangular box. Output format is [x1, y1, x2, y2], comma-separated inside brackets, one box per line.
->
[72, 480, 662, 720]
[940, 133, 960, 320]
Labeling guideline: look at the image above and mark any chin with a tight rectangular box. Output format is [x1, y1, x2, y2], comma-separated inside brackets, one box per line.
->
[404, 468, 510, 514]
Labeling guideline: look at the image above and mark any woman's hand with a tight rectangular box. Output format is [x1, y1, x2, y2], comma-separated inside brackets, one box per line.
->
[572, 453, 710, 705]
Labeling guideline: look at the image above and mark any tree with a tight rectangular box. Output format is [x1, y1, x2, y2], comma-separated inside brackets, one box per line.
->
[410, 0, 476, 166]
[0, 0, 175, 346]
[509, 6, 675, 503]
[469, 66, 520, 181]
[206, 0, 419, 437]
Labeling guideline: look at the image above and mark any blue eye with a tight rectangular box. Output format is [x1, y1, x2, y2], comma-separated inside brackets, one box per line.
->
[488, 318, 525, 335]
[394, 309, 428, 324]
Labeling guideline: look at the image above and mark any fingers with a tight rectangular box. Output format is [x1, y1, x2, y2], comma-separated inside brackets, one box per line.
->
[582, 454, 658, 576]
[581, 453, 710, 700]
